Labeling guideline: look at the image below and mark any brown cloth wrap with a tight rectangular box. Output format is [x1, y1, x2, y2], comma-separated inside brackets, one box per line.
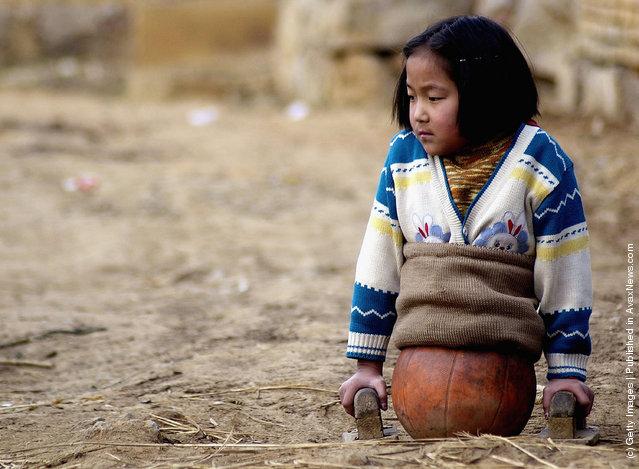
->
[392, 242, 545, 362]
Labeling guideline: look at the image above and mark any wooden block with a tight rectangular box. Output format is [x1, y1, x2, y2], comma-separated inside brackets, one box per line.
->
[548, 391, 576, 439]
[549, 391, 576, 418]
[548, 416, 576, 439]
[538, 390, 600, 444]
[539, 424, 600, 445]
[353, 388, 383, 440]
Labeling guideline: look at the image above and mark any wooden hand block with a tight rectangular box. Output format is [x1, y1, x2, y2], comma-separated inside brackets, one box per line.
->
[549, 391, 576, 438]
[538, 391, 600, 445]
[353, 388, 383, 439]
[549, 391, 576, 418]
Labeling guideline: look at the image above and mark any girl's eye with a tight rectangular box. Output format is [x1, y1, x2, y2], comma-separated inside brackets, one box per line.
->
[407, 94, 415, 101]
[429, 97, 443, 102]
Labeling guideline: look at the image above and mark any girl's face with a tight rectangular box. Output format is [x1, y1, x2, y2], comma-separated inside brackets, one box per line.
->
[406, 49, 467, 157]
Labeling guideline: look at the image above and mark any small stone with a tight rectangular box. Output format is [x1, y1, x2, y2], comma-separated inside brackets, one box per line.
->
[341, 430, 357, 442]
[85, 417, 109, 438]
[145, 419, 160, 435]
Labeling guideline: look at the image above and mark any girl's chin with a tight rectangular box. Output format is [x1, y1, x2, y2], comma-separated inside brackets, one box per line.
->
[421, 142, 442, 156]
[421, 142, 463, 158]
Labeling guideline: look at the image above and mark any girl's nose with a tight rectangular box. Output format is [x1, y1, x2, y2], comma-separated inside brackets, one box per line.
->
[414, 102, 428, 123]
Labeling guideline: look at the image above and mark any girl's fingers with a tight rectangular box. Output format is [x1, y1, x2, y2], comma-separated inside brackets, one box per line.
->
[572, 384, 592, 408]
[341, 385, 356, 417]
[587, 389, 595, 416]
[543, 381, 594, 417]
[575, 384, 595, 416]
[374, 381, 388, 411]
[342, 397, 354, 416]
[340, 377, 388, 416]
[542, 387, 553, 414]
[344, 403, 354, 417]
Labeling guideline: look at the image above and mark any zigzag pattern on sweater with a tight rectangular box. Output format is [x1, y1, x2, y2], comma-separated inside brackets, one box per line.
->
[389, 131, 412, 147]
[536, 129, 567, 171]
[546, 329, 590, 339]
[534, 188, 582, 219]
[350, 306, 396, 319]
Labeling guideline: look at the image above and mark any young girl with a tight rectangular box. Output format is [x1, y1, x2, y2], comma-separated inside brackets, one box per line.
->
[339, 16, 594, 424]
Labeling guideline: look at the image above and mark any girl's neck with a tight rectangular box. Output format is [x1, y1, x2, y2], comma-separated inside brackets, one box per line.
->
[443, 131, 514, 164]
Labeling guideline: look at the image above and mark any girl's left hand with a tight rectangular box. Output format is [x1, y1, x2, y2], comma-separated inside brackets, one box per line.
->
[542, 378, 594, 419]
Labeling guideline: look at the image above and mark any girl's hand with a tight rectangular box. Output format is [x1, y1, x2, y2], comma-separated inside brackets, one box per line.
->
[338, 360, 388, 417]
[542, 378, 594, 419]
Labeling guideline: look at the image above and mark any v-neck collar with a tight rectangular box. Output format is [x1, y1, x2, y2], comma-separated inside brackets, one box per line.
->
[432, 123, 525, 243]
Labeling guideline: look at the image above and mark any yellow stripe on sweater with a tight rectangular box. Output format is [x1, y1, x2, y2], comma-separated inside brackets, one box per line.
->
[536, 235, 589, 261]
[394, 171, 432, 190]
[510, 167, 552, 201]
[370, 217, 404, 246]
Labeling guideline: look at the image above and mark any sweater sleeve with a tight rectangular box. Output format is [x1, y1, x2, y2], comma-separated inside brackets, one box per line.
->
[346, 140, 405, 362]
[533, 163, 592, 381]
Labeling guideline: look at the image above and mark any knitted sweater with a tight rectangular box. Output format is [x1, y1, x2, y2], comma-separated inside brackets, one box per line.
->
[394, 242, 545, 361]
[346, 123, 592, 382]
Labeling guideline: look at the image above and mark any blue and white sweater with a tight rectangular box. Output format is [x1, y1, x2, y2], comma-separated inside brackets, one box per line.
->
[346, 123, 592, 382]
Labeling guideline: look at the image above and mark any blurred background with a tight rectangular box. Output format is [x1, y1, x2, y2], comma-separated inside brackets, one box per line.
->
[1, 1, 638, 467]
[0, 0, 637, 123]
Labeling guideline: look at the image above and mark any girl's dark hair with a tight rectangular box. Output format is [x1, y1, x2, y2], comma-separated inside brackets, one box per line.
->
[392, 15, 539, 144]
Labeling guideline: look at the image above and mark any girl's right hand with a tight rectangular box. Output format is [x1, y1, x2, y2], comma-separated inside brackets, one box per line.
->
[338, 360, 388, 417]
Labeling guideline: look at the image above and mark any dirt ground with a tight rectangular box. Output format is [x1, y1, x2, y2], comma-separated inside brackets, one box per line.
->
[0, 91, 636, 468]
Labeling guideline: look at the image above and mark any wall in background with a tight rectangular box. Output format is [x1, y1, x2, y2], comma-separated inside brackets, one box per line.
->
[0, 0, 637, 126]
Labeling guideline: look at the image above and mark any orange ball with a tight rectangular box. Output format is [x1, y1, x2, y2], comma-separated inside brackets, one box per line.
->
[391, 346, 536, 438]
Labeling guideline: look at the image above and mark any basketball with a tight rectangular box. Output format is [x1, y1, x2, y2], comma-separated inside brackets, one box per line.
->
[391, 346, 536, 438]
